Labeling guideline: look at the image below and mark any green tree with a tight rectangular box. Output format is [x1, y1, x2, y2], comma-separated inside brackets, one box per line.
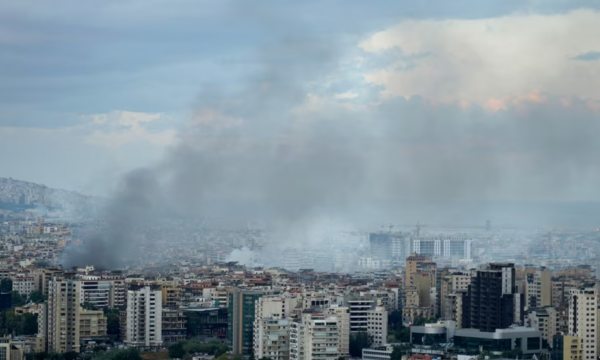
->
[22, 313, 38, 335]
[0, 279, 12, 293]
[64, 351, 79, 360]
[390, 345, 411, 360]
[169, 342, 186, 359]
[214, 354, 229, 360]
[81, 302, 98, 311]
[349, 331, 373, 358]
[103, 308, 120, 337]
[28, 291, 46, 304]
[11, 291, 26, 306]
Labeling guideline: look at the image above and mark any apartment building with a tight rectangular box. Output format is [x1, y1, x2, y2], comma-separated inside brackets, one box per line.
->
[525, 268, 552, 309]
[125, 286, 163, 347]
[290, 310, 347, 360]
[47, 277, 81, 353]
[568, 288, 597, 360]
[79, 278, 125, 308]
[254, 318, 291, 360]
[11, 275, 37, 296]
[366, 306, 388, 346]
[161, 309, 187, 344]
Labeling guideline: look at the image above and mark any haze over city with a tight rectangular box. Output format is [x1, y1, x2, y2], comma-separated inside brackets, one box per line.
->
[1, 2, 600, 360]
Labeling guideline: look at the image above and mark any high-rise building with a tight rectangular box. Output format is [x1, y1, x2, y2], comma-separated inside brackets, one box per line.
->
[552, 334, 582, 360]
[228, 289, 264, 355]
[411, 237, 472, 260]
[525, 268, 552, 309]
[527, 307, 558, 349]
[125, 285, 163, 347]
[465, 263, 523, 332]
[345, 296, 375, 332]
[405, 254, 431, 286]
[326, 307, 350, 357]
[47, 277, 81, 353]
[253, 295, 300, 360]
[290, 309, 348, 360]
[366, 306, 388, 346]
[78, 278, 126, 309]
[254, 318, 291, 360]
[568, 288, 597, 360]
[161, 309, 187, 344]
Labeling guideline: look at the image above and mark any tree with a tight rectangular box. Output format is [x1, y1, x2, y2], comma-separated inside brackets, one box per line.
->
[64, 351, 79, 360]
[103, 308, 121, 337]
[390, 345, 411, 360]
[349, 331, 373, 358]
[11, 291, 26, 306]
[22, 313, 38, 335]
[214, 354, 229, 360]
[169, 342, 186, 359]
[28, 291, 46, 304]
[0, 279, 12, 293]
[81, 302, 98, 311]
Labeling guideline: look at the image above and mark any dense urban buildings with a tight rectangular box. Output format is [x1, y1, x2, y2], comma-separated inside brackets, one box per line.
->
[1, 216, 600, 360]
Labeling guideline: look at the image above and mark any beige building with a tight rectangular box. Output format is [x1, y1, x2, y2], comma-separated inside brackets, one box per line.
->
[125, 286, 163, 347]
[366, 306, 387, 346]
[526, 307, 558, 347]
[47, 277, 81, 353]
[290, 310, 348, 360]
[0, 337, 23, 360]
[525, 268, 552, 309]
[79, 309, 108, 340]
[443, 292, 466, 328]
[405, 254, 431, 286]
[568, 288, 597, 360]
[254, 318, 291, 360]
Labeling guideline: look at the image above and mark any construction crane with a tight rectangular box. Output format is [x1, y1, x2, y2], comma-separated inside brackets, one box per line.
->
[415, 221, 427, 236]
[388, 224, 394, 233]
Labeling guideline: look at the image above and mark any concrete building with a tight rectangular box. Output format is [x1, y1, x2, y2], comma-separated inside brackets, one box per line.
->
[465, 263, 523, 332]
[0, 337, 23, 360]
[326, 306, 350, 358]
[289, 309, 347, 360]
[79, 309, 108, 346]
[443, 292, 466, 328]
[552, 334, 582, 360]
[11, 275, 37, 296]
[79, 278, 125, 308]
[161, 309, 187, 344]
[410, 237, 472, 260]
[345, 296, 376, 332]
[366, 306, 388, 346]
[405, 254, 431, 287]
[125, 286, 163, 347]
[254, 318, 290, 360]
[525, 268, 552, 310]
[47, 277, 81, 353]
[527, 307, 558, 348]
[568, 288, 597, 360]
[228, 289, 264, 355]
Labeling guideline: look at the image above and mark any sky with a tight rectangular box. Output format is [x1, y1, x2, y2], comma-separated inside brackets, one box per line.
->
[1, 0, 600, 218]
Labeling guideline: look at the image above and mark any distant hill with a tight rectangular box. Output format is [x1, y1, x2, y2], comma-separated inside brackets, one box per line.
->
[0, 177, 98, 213]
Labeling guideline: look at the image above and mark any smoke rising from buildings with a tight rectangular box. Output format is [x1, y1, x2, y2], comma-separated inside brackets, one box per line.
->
[62, 13, 600, 269]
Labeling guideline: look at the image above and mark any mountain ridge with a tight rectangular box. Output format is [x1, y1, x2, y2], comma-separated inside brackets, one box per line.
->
[0, 177, 97, 212]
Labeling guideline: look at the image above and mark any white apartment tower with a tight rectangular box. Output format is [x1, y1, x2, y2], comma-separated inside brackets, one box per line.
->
[290, 310, 347, 360]
[126, 286, 163, 347]
[568, 288, 597, 360]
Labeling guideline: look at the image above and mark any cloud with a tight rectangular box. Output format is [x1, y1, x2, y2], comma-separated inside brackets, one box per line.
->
[360, 9, 600, 105]
[573, 51, 600, 61]
[83, 110, 177, 148]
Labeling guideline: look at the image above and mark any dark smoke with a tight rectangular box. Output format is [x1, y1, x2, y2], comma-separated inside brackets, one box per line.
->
[62, 15, 600, 268]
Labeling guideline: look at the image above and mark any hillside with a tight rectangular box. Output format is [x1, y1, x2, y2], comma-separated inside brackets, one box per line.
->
[0, 177, 97, 212]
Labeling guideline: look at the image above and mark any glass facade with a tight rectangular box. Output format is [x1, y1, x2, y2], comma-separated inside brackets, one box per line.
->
[454, 336, 512, 352]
